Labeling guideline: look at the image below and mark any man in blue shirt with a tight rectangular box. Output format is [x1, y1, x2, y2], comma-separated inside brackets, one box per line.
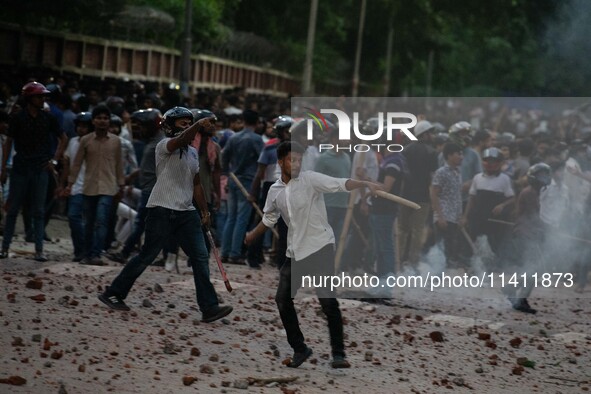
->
[221, 109, 264, 264]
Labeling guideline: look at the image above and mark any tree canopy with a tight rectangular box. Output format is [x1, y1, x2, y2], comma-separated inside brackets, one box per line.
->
[3, 0, 590, 96]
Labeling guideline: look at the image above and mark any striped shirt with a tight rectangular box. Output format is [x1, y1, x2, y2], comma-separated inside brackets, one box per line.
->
[147, 139, 200, 211]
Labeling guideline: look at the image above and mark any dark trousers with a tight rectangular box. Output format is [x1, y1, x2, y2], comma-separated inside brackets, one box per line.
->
[275, 245, 345, 357]
[435, 222, 463, 267]
[108, 207, 219, 314]
[2, 165, 49, 252]
[23, 169, 56, 239]
[275, 217, 288, 270]
[67, 194, 85, 258]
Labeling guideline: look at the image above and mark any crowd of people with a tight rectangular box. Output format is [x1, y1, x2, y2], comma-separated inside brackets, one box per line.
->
[1, 76, 591, 367]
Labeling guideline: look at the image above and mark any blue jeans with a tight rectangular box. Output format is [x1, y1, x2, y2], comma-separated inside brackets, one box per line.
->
[108, 207, 219, 313]
[369, 213, 397, 276]
[2, 165, 49, 252]
[222, 178, 253, 258]
[67, 194, 85, 258]
[83, 195, 114, 259]
[216, 199, 227, 240]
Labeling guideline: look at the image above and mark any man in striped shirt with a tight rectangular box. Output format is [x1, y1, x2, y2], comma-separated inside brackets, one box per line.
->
[98, 107, 232, 323]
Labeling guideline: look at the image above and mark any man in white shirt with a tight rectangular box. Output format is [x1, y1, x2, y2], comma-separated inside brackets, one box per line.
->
[245, 142, 381, 369]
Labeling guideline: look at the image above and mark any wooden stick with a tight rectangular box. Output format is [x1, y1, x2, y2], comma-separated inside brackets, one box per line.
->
[229, 172, 279, 238]
[460, 227, 477, 254]
[376, 190, 421, 210]
[335, 151, 367, 272]
[335, 188, 357, 272]
[205, 227, 233, 292]
[351, 216, 369, 247]
[487, 218, 514, 226]
[493, 106, 508, 133]
[487, 218, 591, 245]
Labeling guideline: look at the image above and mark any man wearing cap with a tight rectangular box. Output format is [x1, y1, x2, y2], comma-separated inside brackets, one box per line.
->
[0, 82, 67, 261]
[398, 120, 438, 271]
[443, 121, 483, 202]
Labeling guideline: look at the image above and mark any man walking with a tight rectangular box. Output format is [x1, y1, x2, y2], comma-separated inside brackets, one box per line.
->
[245, 142, 381, 369]
[98, 107, 232, 323]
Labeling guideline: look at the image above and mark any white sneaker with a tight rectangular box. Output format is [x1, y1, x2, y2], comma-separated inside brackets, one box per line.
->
[165, 254, 177, 272]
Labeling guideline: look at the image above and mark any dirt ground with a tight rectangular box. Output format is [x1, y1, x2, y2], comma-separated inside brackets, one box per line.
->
[1, 218, 591, 394]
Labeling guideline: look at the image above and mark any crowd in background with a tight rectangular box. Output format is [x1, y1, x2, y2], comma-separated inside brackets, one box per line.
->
[1, 75, 590, 314]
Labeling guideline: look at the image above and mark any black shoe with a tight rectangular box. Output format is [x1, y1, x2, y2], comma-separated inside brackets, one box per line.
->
[228, 257, 246, 265]
[247, 261, 262, 270]
[512, 298, 537, 314]
[73, 255, 84, 262]
[34, 252, 48, 262]
[201, 305, 233, 323]
[98, 293, 130, 311]
[287, 346, 313, 368]
[108, 252, 128, 264]
[331, 355, 351, 369]
[0, 249, 8, 259]
[81, 257, 105, 266]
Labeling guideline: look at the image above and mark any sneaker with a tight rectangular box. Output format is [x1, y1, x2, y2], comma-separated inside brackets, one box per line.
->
[0, 249, 8, 259]
[331, 355, 351, 369]
[165, 254, 177, 272]
[34, 252, 48, 262]
[287, 346, 313, 368]
[201, 305, 233, 323]
[512, 298, 537, 314]
[98, 293, 130, 311]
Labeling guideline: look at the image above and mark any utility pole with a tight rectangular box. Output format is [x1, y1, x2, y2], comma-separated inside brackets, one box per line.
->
[351, 0, 367, 97]
[302, 0, 319, 96]
[180, 0, 192, 97]
[383, 22, 394, 96]
[425, 49, 434, 109]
